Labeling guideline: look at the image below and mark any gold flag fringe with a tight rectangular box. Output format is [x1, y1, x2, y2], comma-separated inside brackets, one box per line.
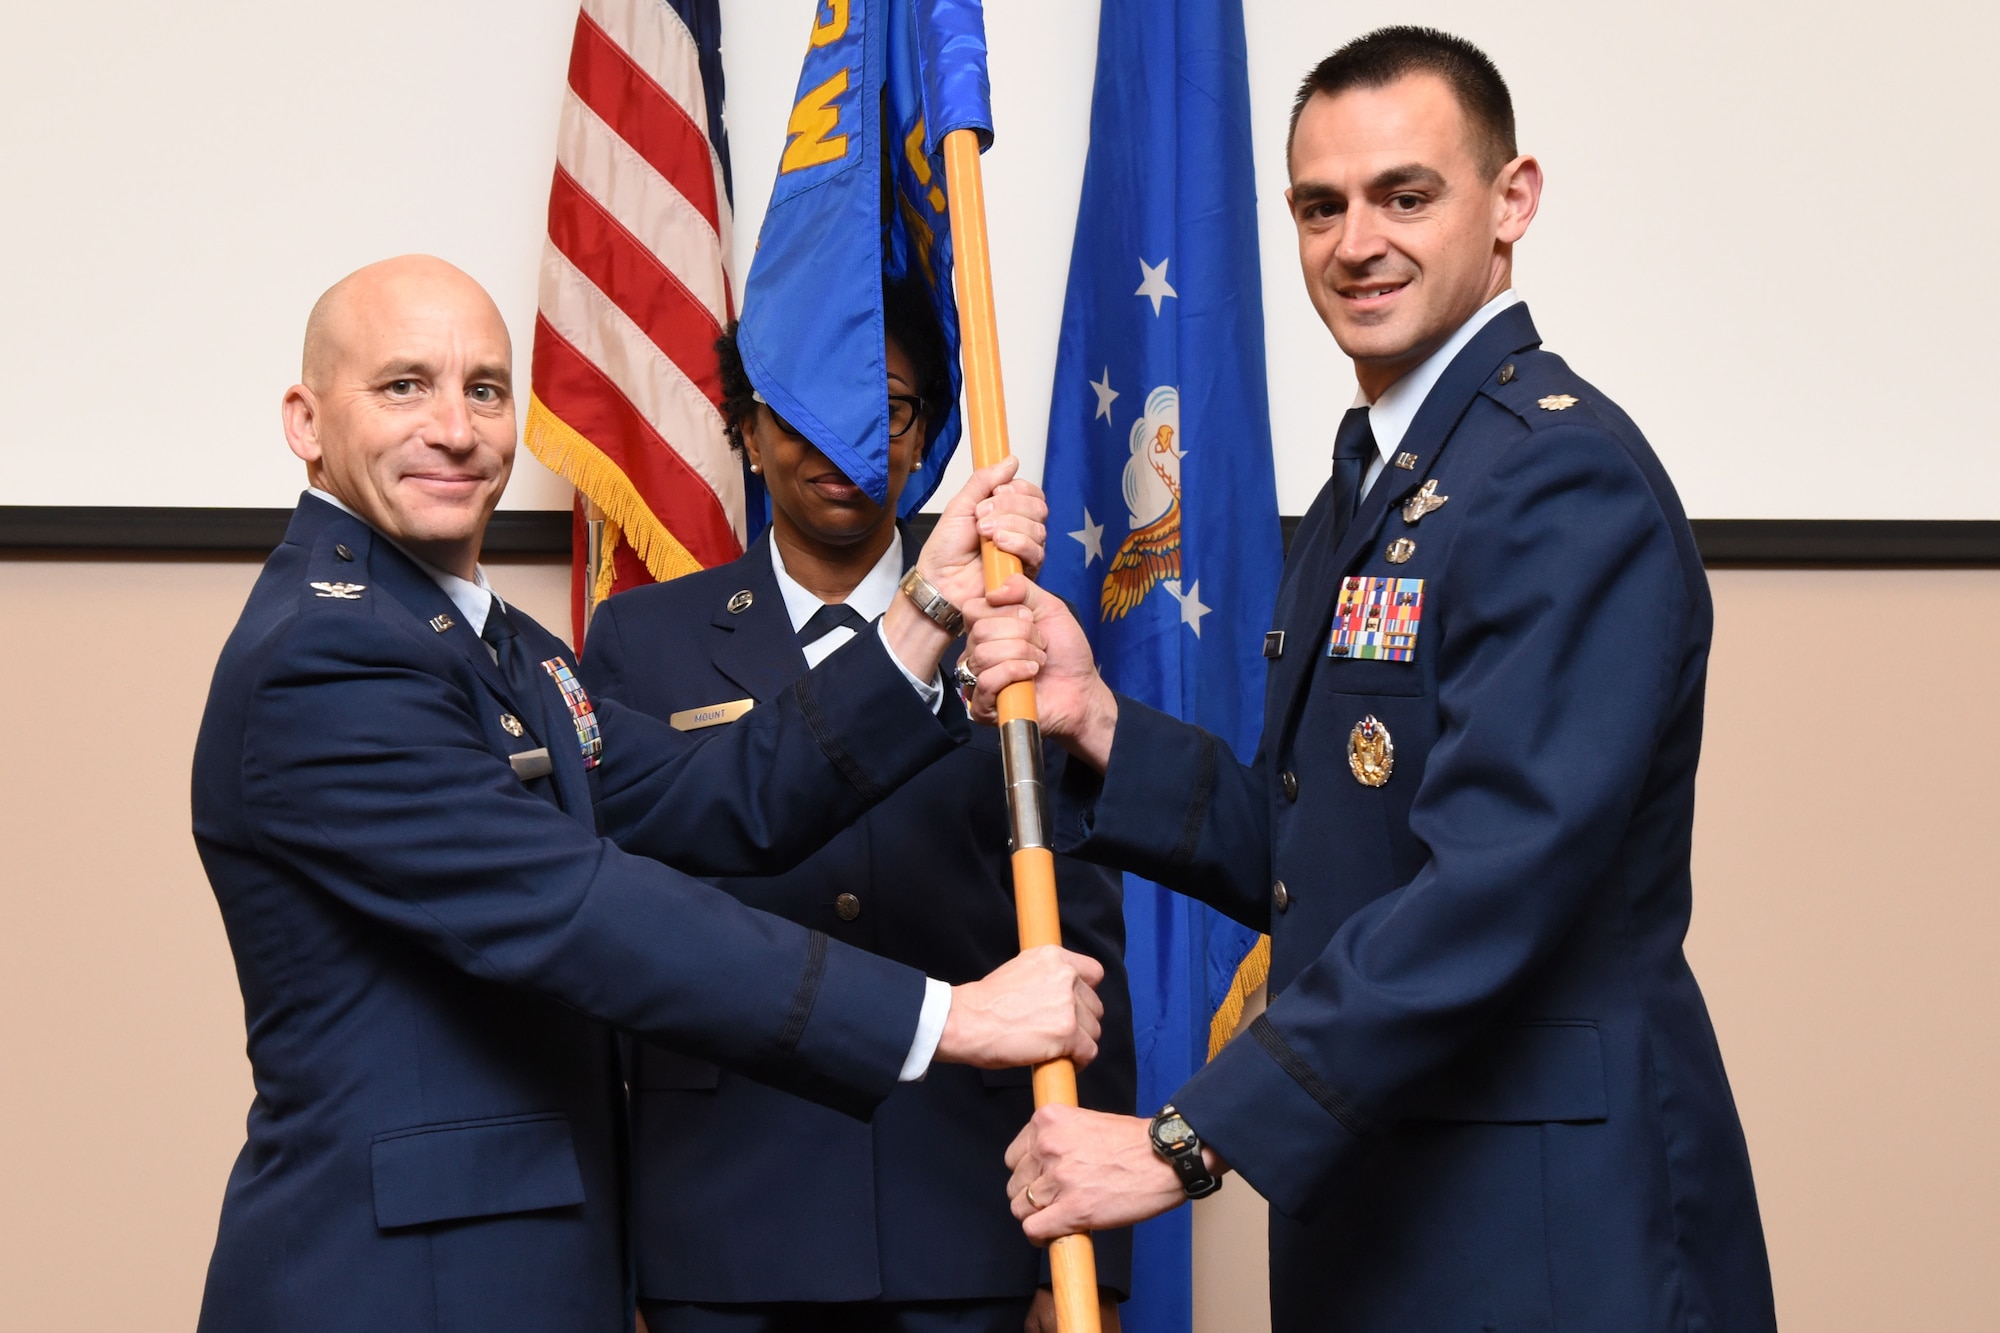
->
[524, 394, 709, 586]
[1207, 934, 1271, 1061]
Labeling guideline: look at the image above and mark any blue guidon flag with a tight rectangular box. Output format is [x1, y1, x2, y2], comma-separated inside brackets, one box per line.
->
[735, 0, 992, 516]
[1038, 0, 1283, 1327]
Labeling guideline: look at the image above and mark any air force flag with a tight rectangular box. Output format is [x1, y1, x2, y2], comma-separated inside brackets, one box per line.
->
[1038, 0, 1283, 1327]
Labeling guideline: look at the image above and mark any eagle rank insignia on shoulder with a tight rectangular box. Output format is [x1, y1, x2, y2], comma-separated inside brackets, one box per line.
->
[310, 582, 366, 600]
[1349, 715, 1394, 787]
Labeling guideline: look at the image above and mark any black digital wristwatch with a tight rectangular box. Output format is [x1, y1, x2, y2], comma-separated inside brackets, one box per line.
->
[1149, 1104, 1222, 1199]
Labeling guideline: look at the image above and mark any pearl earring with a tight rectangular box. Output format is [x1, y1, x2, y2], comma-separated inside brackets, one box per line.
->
[750, 463, 761, 474]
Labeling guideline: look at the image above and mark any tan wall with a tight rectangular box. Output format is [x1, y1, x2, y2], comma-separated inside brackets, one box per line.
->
[2, 560, 1996, 1330]
[0, 554, 574, 1327]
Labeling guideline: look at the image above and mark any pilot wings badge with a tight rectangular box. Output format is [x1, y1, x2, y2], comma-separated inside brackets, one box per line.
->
[1101, 386, 1184, 622]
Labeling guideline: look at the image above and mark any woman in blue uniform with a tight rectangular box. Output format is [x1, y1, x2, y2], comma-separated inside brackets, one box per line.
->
[580, 278, 1134, 1333]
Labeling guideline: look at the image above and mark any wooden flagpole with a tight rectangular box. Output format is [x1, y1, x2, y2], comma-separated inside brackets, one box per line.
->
[942, 126, 1103, 1333]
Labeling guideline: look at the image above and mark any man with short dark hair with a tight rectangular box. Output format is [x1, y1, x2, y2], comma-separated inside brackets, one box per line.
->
[964, 27, 1778, 1332]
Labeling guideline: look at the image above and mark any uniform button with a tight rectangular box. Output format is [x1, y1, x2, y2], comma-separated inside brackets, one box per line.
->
[1280, 769, 1299, 802]
[334, 543, 354, 561]
[834, 893, 862, 922]
[1272, 881, 1290, 913]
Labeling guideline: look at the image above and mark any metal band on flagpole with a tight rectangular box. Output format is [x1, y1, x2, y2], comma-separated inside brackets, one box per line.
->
[582, 497, 607, 629]
[942, 125, 1103, 1333]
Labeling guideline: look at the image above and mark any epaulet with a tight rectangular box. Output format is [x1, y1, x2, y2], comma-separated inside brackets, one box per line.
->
[1479, 350, 1603, 431]
[298, 525, 375, 611]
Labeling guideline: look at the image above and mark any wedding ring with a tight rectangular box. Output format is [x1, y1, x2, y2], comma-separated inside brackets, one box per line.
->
[1024, 1184, 1041, 1210]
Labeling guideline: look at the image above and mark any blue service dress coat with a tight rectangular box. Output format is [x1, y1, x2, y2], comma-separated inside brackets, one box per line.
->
[191, 496, 965, 1333]
[1055, 305, 1777, 1332]
[579, 527, 1136, 1306]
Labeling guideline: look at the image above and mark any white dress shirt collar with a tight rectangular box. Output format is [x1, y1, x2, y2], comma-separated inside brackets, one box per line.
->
[306, 487, 502, 636]
[1355, 288, 1522, 488]
[769, 528, 905, 669]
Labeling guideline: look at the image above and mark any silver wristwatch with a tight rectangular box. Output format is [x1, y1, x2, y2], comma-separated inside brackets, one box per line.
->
[898, 566, 965, 637]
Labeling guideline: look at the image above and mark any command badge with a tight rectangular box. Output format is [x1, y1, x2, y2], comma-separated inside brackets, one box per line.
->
[499, 713, 525, 737]
[1538, 394, 1579, 411]
[1349, 715, 1394, 787]
[1328, 576, 1424, 662]
[1386, 537, 1417, 564]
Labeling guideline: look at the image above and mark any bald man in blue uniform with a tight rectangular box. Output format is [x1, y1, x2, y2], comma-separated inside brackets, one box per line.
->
[190, 255, 1100, 1333]
[976, 30, 1778, 1333]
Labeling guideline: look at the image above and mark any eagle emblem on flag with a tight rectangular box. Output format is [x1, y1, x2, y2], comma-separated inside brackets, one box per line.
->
[1101, 385, 1184, 621]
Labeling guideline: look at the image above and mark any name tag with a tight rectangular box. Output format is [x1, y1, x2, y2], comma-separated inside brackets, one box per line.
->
[508, 747, 553, 781]
[670, 698, 755, 731]
[1328, 577, 1425, 662]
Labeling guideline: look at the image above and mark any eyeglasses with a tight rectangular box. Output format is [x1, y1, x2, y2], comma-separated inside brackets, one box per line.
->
[886, 395, 925, 440]
[753, 391, 927, 441]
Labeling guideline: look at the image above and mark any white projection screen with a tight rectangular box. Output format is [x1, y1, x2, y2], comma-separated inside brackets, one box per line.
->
[2, 0, 1992, 520]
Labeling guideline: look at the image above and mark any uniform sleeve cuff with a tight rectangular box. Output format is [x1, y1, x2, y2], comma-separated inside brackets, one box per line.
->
[1173, 1019, 1366, 1220]
[898, 977, 953, 1081]
[878, 620, 944, 715]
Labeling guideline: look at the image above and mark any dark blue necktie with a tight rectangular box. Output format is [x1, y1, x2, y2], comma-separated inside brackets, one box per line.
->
[479, 600, 542, 706]
[1330, 406, 1376, 543]
[797, 601, 872, 648]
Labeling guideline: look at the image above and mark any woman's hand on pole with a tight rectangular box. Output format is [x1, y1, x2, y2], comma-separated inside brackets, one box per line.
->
[918, 456, 1049, 603]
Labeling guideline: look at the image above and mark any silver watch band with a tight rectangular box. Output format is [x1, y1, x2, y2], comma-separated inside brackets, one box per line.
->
[899, 566, 966, 637]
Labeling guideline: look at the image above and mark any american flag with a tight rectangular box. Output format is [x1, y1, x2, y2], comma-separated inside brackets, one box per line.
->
[525, 0, 744, 639]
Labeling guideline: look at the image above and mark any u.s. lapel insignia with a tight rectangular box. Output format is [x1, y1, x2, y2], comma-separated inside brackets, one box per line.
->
[1393, 452, 1419, 471]
[1349, 715, 1394, 787]
[1385, 537, 1417, 564]
[428, 613, 455, 633]
[541, 657, 604, 769]
[310, 582, 366, 600]
[1402, 478, 1449, 524]
[727, 589, 754, 614]
[499, 713, 525, 738]
[1538, 394, 1580, 411]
